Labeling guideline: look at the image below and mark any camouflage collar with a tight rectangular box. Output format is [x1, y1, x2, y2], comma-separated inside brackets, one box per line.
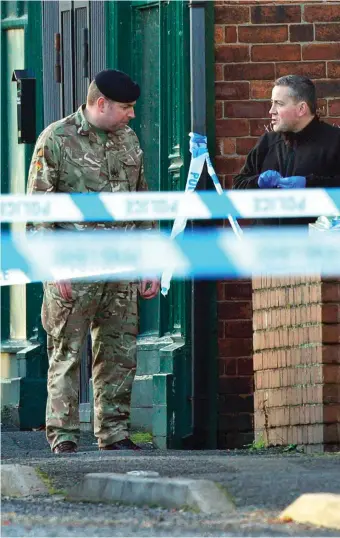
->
[75, 105, 91, 134]
[75, 105, 109, 144]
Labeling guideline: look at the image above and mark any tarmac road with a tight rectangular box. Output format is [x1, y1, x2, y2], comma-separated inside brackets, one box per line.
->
[2, 428, 340, 537]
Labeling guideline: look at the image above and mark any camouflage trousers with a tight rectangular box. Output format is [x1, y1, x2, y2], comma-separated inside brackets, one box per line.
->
[42, 280, 138, 450]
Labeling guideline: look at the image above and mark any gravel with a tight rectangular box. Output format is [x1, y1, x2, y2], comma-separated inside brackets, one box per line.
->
[2, 496, 339, 537]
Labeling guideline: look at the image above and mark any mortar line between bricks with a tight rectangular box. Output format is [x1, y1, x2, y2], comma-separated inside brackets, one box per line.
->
[252, 282, 324, 291]
[254, 323, 323, 332]
[254, 302, 340, 307]
[253, 402, 327, 407]
[254, 363, 330, 369]
[254, 344, 322, 353]
[256, 382, 325, 388]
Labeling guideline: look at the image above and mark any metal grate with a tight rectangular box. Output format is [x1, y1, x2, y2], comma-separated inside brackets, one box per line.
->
[42, 1, 61, 125]
[74, 6, 88, 108]
[90, 0, 106, 78]
[61, 9, 73, 116]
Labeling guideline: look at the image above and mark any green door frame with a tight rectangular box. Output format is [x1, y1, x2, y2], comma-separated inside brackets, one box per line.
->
[189, 0, 218, 449]
[1, 0, 44, 343]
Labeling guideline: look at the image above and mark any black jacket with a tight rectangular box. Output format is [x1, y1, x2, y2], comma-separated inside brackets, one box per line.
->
[232, 117, 340, 225]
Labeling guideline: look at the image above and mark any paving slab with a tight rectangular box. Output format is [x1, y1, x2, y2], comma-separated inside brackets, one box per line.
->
[67, 472, 235, 514]
[1, 465, 48, 497]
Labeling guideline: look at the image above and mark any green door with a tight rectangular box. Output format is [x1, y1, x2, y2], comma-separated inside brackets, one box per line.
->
[110, 0, 192, 447]
[130, 0, 191, 340]
[132, 1, 162, 336]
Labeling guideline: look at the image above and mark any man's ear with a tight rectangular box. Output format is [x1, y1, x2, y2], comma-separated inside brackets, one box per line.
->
[97, 96, 106, 113]
[298, 101, 309, 117]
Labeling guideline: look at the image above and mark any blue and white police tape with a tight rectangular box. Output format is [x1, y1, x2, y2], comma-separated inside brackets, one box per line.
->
[2, 228, 340, 286]
[2, 189, 340, 223]
[161, 132, 226, 295]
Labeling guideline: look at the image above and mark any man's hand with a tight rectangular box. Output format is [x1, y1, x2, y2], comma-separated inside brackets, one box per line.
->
[139, 279, 160, 300]
[56, 280, 72, 301]
[258, 170, 282, 189]
[277, 176, 306, 189]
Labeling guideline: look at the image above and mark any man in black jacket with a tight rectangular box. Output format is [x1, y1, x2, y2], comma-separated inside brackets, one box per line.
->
[232, 75, 340, 225]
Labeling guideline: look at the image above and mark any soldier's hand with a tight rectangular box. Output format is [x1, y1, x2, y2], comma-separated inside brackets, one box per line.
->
[56, 280, 73, 301]
[139, 279, 160, 300]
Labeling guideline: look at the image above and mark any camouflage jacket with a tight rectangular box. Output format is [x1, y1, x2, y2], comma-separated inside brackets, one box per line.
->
[27, 105, 153, 231]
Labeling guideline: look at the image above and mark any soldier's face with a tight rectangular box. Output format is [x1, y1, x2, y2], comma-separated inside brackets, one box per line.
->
[269, 86, 304, 133]
[101, 99, 136, 131]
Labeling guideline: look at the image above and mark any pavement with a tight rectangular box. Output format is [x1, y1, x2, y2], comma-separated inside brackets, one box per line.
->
[1, 427, 340, 537]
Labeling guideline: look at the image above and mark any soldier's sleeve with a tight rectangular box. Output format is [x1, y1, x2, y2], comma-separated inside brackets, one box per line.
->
[26, 128, 61, 232]
[136, 154, 155, 231]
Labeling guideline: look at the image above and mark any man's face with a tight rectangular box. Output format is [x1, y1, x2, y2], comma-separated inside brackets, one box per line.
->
[269, 86, 302, 133]
[100, 99, 136, 131]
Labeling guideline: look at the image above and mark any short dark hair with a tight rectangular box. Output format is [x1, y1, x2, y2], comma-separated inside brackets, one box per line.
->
[274, 75, 317, 114]
[87, 81, 106, 106]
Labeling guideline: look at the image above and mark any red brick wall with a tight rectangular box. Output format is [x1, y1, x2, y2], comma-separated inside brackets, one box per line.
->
[215, 0, 340, 448]
[215, 0, 340, 190]
[218, 280, 254, 448]
[253, 276, 340, 453]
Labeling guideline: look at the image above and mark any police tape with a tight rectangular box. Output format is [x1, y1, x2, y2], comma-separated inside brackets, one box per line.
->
[160, 132, 225, 296]
[1, 228, 340, 287]
[2, 189, 340, 224]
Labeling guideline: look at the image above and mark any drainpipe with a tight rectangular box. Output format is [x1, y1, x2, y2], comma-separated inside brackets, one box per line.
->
[187, 0, 217, 449]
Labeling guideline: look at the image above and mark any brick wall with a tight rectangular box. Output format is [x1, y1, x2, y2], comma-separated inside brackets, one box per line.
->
[253, 276, 340, 453]
[215, 0, 340, 448]
[218, 280, 254, 448]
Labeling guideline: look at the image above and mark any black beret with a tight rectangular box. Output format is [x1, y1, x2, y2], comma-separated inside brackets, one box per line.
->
[95, 69, 140, 103]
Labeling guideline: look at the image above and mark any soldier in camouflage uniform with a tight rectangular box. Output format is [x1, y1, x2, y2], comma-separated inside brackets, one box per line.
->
[27, 69, 159, 454]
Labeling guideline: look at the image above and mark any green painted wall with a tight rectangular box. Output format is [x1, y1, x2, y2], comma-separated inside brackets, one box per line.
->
[1, 1, 47, 429]
[1, 0, 44, 344]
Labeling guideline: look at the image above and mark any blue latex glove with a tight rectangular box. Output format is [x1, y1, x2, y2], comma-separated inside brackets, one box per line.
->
[277, 176, 306, 189]
[258, 170, 282, 189]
